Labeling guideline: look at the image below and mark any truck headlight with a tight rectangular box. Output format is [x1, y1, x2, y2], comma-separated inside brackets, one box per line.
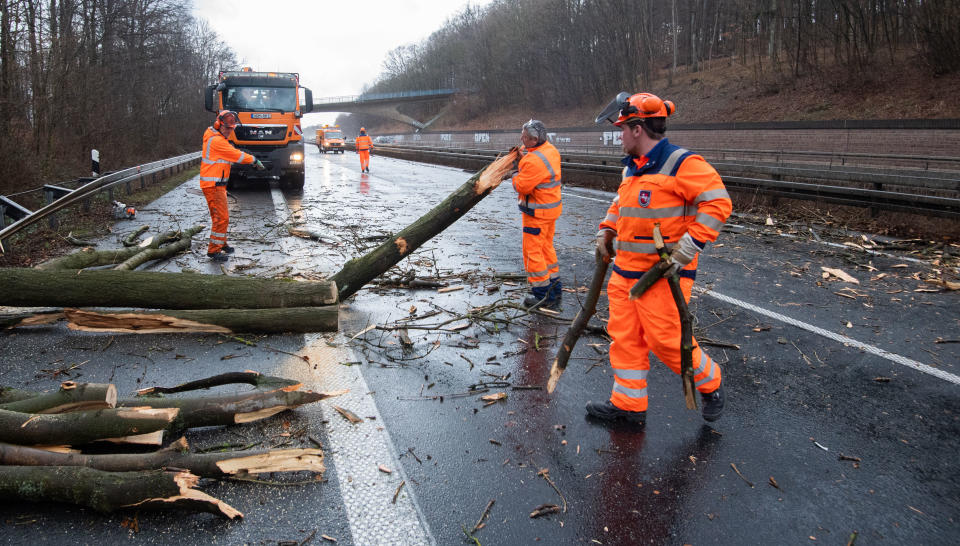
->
[290, 152, 304, 162]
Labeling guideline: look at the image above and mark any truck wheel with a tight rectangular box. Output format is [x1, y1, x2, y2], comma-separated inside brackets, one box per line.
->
[282, 172, 305, 190]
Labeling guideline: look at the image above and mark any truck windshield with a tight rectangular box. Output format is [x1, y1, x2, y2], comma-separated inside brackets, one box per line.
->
[225, 86, 296, 112]
[325, 131, 343, 139]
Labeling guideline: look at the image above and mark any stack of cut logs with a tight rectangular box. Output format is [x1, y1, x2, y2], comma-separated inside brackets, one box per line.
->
[0, 371, 343, 518]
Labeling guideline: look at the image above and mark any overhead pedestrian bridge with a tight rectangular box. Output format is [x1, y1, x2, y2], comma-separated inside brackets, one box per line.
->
[311, 88, 460, 131]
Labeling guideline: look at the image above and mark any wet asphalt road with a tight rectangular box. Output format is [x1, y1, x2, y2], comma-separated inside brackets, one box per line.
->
[1, 145, 959, 545]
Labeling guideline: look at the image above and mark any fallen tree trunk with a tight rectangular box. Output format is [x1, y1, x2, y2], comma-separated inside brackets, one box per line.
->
[0, 269, 338, 309]
[0, 438, 324, 478]
[0, 407, 177, 445]
[64, 306, 338, 333]
[114, 226, 204, 271]
[120, 389, 344, 432]
[332, 148, 520, 300]
[0, 466, 241, 518]
[0, 386, 44, 405]
[0, 382, 116, 414]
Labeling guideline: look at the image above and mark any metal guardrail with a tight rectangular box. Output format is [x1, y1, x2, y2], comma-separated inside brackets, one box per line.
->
[314, 88, 459, 105]
[0, 151, 201, 253]
[372, 143, 960, 219]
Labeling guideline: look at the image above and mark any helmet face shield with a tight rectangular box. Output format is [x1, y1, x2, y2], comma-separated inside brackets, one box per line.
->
[217, 110, 241, 130]
[595, 91, 631, 125]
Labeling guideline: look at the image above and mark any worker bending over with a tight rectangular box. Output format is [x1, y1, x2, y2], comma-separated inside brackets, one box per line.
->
[356, 128, 373, 173]
[509, 120, 563, 309]
[199, 110, 263, 262]
[589, 92, 731, 427]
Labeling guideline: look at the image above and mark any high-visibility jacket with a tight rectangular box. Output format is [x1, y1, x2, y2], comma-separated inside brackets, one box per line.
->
[599, 138, 731, 280]
[355, 135, 373, 151]
[513, 141, 562, 219]
[200, 127, 254, 189]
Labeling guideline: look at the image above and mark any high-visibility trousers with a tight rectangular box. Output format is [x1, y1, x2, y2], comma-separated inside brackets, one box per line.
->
[359, 150, 370, 170]
[605, 271, 722, 412]
[202, 186, 229, 254]
[521, 214, 559, 291]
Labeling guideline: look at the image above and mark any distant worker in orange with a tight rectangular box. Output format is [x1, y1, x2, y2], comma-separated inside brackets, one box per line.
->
[200, 110, 264, 262]
[509, 119, 563, 309]
[355, 127, 374, 173]
[588, 92, 731, 427]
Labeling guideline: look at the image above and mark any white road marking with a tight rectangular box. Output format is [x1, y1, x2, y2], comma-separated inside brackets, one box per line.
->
[697, 287, 960, 385]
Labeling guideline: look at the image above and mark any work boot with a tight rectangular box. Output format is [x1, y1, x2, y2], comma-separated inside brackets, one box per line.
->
[523, 293, 560, 310]
[586, 400, 646, 426]
[221, 244, 235, 254]
[207, 251, 229, 262]
[701, 384, 725, 422]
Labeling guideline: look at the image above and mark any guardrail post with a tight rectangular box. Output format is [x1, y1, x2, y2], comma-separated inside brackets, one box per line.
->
[44, 187, 59, 230]
[125, 178, 132, 195]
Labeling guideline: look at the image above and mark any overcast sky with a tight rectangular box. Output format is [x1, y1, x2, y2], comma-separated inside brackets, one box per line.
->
[192, 0, 492, 125]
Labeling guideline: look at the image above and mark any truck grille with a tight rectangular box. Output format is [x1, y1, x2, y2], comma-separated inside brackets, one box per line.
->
[235, 126, 286, 141]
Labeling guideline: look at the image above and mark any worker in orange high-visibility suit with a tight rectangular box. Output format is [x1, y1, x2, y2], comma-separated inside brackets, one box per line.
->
[200, 110, 262, 261]
[355, 127, 373, 173]
[508, 119, 563, 309]
[588, 92, 732, 427]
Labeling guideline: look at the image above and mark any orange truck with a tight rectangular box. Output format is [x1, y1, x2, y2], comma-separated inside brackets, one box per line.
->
[316, 125, 345, 154]
[204, 67, 313, 188]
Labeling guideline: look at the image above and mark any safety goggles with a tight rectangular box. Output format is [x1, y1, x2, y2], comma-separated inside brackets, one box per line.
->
[218, 110, 242, 129]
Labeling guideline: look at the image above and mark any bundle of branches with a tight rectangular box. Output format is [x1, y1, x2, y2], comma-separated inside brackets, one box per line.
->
[0, 268, 339, 334]
[0, 371, 344, 519]
[37, 225, 204, 271]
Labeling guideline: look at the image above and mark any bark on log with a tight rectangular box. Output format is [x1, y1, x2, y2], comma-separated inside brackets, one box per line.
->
[0, 382, 117, 414]
[331, 148, 520, 300]
[0, 466, 241, 518]
[0, 386, 42, 404]
[120, 389, 344, 432]
[35, 230, 182, 270]
[114, 226, 204, 270]
[0, 407, 178, 445]
[64, 306, 338, 333]
[0, 439, 324, 478]
[0, 269, 338, 309]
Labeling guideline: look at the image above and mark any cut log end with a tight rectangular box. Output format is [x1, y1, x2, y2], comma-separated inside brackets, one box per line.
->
[475, 148, 520, 195]
[394, 237, 409, 255]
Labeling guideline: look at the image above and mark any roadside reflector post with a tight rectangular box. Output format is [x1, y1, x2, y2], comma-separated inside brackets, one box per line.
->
[91, 149, 100, 177]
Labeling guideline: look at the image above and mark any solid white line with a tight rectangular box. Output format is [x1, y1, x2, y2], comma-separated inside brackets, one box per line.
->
[697, 287, 960, 385]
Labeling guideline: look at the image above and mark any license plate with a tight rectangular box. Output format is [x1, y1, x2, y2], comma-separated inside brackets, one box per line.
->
[251, 113, 271, 119]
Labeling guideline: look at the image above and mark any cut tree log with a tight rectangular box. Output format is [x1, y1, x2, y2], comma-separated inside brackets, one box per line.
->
[64, 306, 338, 333]
[35, 229, 184, 270]
[0, 381, 117, 414]
[0, 268, 337, 309]
[0, 466, 241, 518]
[0, 406, 178, 445]
[122, 225, 150, 247]
[120, 389, 345, 432]
[0, 438, 324, 478]
[4, 306, 339, 333]
[331, 148, 520, 300]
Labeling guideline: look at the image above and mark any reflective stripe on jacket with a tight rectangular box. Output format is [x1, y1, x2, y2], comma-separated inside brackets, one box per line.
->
[355, 135, 373, 151]
[598, 138, 731, 279]
[512, 141, 562, 219]
[200, 127, 255, 189]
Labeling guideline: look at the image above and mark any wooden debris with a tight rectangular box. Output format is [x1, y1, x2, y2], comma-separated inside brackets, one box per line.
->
[529, 503, 561, 518]
[730, 462, 754, 488]
[821, 267, 859, 284]
[333, 406, 363, 424]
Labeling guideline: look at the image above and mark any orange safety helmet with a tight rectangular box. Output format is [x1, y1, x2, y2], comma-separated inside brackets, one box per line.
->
[213, 110, 241, 131]
[595, 92, 675, 126]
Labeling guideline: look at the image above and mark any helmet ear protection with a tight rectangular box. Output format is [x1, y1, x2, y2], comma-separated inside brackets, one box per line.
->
[596, 92, 675, 126]
[214, 110, 240, 131]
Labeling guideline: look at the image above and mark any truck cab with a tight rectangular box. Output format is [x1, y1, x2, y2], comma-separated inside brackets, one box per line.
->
[316, 125, 345, 154]
[205, 68, 313, 189]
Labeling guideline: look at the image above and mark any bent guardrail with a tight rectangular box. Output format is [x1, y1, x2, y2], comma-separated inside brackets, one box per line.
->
[0, 151, 200, 253]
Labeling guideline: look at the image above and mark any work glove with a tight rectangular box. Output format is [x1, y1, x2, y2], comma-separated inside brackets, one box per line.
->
[666, 232, 701, 275]
[254, 159, 265, 170]
[596, 229, 616, 263]
[502, 170, 517, 182]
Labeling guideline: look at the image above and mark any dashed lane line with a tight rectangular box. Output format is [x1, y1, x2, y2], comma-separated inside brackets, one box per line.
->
[697, 287, 960, 386]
